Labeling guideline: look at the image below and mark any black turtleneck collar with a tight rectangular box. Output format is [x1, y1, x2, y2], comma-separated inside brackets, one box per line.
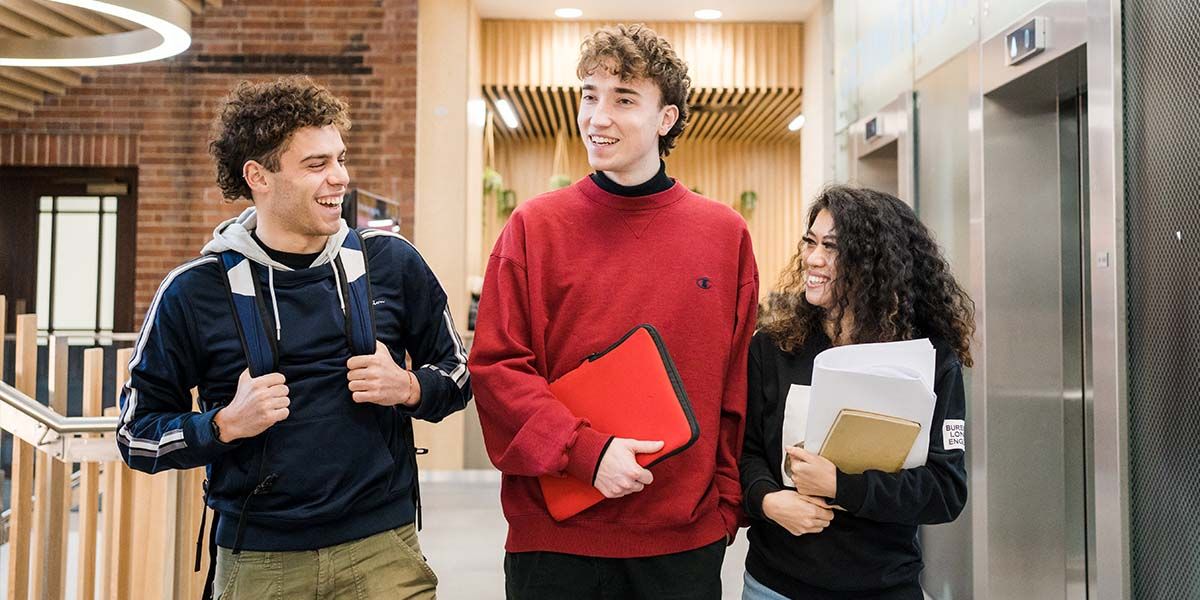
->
[589, 160, 674, 197]
[251, 230, 322, 271]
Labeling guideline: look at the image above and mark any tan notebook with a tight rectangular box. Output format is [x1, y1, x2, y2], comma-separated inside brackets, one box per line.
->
[818, 409, 922, 475]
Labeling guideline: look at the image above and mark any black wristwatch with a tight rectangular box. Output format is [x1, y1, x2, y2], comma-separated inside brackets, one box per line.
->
[210, 413, 224, 442]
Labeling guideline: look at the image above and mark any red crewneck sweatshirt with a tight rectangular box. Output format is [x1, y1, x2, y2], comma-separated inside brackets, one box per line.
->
[469, 176, 759, 557]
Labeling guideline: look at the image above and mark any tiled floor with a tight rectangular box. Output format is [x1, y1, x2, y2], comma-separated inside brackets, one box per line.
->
[418, 472, 750, 599]
[0, 472, 752, 599]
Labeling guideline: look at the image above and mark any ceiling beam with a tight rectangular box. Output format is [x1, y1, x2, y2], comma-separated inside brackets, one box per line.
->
[35, 1, 125, 35]
[0, 67, 67, 95]
[0, 90, 36, 113]
[0, 76, 45, 102]
[3, 0, 93, 38]
[177, 0, 203, 14]
[0, 5, 66, 38]
[23, 67, 83, 88]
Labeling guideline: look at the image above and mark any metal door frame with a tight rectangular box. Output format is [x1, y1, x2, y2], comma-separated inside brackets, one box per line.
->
[1082, 0, 1129, 598]
[848, 91, 917, 205]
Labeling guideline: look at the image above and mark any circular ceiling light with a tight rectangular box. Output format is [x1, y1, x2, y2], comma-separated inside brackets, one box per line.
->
[694, 9, 723, 20]
[555, 8, 584, 18]
[0, 0, 192, 68]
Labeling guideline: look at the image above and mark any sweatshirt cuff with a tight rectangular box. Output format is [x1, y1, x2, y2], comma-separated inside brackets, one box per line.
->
[745, 478, 782, 521]
[834, 469, 868, 514]
[401, 368, 441, 421]
[564, 426, 613, 484]
[192, 408, 240, 455]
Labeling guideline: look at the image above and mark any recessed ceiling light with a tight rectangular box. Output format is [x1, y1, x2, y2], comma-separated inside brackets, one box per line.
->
[788, 114, 806, 131]
[694, 9, 723, 20]
[555, 8, 583, 18]
[495, 99, 520, 129]
[0, 0, 191, 67]
[468, 98, 487, 128]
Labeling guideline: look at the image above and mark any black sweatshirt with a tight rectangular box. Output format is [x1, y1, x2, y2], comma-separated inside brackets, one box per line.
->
[250, 230, 320, 270]
[740, 330, 968, 598]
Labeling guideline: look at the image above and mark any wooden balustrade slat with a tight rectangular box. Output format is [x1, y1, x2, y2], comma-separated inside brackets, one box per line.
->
[77, 348, 104, 600]
[7, 314, 37, 600]
[110, 347, 135, 599]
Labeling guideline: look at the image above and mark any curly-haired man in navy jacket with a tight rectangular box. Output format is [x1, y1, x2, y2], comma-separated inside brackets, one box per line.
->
[117, 76, 470, 600]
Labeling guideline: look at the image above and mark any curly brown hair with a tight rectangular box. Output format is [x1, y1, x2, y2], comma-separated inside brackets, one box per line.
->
[209, 76, 351, 201]
[577, 23, 691, 156]
[761, 186, 976, 367]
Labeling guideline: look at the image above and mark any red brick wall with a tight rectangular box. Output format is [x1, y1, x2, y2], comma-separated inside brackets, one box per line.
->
[0, 0, 418, 324]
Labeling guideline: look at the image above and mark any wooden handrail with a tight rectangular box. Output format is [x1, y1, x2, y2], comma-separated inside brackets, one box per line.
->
[2, 300, 208, 599]
[0, 380, 120, 462]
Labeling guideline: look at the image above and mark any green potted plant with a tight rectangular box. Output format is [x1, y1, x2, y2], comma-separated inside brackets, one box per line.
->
[497, 189, 517, 217]
[548, 174, 572, 189]
[737, 190, 758, 218]
[483, 166, 504, 196]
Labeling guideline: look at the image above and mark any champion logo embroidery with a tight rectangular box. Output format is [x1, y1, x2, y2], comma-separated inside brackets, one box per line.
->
[696, 277, 713, 290]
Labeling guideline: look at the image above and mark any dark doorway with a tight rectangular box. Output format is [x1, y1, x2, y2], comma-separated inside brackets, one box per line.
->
[0, 167, 137, 335]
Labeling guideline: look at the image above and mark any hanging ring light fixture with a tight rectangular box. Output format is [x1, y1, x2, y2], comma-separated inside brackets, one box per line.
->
[0, 0, 191, 68]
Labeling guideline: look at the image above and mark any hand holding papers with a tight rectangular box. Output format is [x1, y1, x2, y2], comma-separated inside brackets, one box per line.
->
[780, 339, 937, 486]
[783, 446, 838, 497]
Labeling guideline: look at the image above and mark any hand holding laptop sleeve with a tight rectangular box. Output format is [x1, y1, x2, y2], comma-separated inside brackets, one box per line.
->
[538, 324, 700, 521]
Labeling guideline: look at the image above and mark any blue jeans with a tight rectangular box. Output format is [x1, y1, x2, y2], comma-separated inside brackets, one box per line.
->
[742, 571, 789, 600]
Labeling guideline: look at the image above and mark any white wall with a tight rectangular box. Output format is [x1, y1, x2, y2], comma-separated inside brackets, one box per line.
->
[799, 1, 836, 214]
[832, 0, 1083, 133]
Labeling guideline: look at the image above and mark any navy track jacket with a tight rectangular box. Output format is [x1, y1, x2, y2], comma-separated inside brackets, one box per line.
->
[116, 210, 471, 551]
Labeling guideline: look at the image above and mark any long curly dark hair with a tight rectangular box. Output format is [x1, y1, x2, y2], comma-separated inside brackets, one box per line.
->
[761, 185, 975, 367]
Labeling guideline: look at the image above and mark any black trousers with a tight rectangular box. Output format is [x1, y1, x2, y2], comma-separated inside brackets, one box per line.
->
[504, 539, 727, 600]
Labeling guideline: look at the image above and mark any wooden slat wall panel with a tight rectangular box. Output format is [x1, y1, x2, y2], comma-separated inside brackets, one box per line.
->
[482, 20, 803, 89]
[485, 137, 806, 294]
[485, 85, 803, 143]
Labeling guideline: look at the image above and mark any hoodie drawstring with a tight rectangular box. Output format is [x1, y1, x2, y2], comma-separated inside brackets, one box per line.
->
[331, 262, 348, 316]
[267, 266, 282, 341]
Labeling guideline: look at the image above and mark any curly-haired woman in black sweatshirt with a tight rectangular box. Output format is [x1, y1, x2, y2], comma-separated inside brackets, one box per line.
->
[739, 186, 975, 600]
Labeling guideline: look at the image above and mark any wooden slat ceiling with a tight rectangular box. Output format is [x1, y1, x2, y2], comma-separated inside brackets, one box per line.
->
[484, 85, 803, 144]
[0, 0, 220, 120]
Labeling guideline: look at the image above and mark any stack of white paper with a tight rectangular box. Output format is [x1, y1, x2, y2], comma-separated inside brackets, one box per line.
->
[779, 339, 937, 485]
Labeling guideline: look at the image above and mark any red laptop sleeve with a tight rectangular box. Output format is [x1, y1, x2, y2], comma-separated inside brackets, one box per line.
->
[538, 324, 700, 521]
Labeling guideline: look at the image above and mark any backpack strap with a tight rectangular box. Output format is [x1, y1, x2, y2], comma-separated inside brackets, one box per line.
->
[219, 251, 277, 376]
[219, 231, 377, 373]
[333, 229, 377, 356]
[344, 230, 425, 529]
[198, 237, 378, 597]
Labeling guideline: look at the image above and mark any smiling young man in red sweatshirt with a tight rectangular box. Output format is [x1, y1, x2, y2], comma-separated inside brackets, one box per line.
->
[468, 24, 759, 599]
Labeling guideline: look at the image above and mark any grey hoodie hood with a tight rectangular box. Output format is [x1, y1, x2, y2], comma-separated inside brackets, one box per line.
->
[200, 206, 350, 270]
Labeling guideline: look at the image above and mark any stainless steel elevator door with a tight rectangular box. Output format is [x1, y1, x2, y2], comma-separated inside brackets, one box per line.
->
[978, 47, 1090, 600]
